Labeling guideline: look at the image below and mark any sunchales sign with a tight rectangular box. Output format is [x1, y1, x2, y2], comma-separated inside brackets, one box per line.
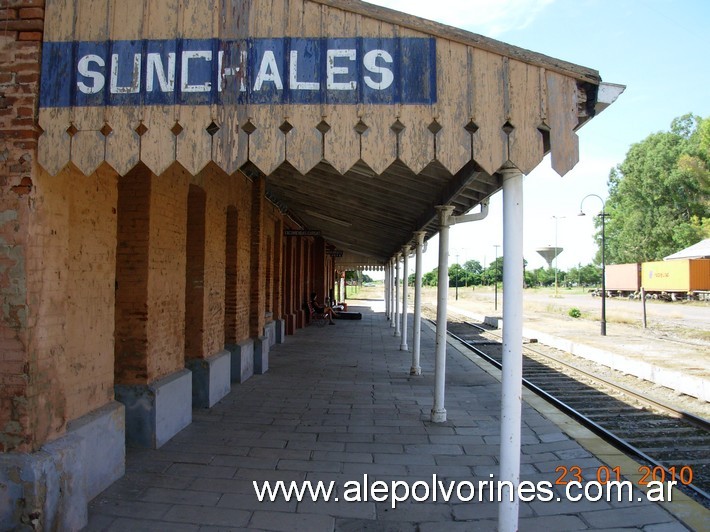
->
[40, 37, 436, 107]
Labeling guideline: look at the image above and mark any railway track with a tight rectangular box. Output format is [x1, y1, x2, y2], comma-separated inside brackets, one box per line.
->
[445, 319, 710, 507]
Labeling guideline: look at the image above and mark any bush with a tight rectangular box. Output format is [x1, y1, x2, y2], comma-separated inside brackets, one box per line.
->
[568, 307, 581, 318]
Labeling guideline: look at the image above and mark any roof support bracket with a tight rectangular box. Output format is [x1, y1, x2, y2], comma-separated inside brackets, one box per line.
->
[449, 199, 490, 226]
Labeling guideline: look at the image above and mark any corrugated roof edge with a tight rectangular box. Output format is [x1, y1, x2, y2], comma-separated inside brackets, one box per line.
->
[664, 238, 710, 260]
[312, 0, 602, 85]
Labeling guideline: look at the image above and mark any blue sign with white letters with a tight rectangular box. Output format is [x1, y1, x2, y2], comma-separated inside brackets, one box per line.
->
[39, 37, 437, 108]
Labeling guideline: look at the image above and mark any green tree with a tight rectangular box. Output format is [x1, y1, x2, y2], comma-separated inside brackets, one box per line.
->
[462, 259, 483, 275]
[422, 268, 438, 287]
[460, 259, 483, 286]
[602, 114, 709, 263]
[530, 267, 551, 287]
[484, 257, 504, 284]
[524, 269, 537, 287]
[449, 263, 465, 288]
[580, 263, 602, 286]
[344, 271, 373, 285]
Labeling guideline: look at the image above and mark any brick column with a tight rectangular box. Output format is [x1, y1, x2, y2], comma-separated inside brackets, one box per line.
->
[249, 176, 266, 339]
[2, 7, 125, 528]
[295, 237, 306, 329]
[283, 233, 296, 334]
[249, 175, 269, 372]
[273, 217, 284, 320]
[0, 0, 46, 455]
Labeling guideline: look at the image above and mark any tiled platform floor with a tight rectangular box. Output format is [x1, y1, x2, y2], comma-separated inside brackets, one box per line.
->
[86, 302, 705, 531]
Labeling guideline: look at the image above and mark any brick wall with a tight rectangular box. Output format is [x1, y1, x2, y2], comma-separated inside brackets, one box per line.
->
[224, 206, 239, 344]
[1, 160, 118, 450]
[0, 0, 45, 452]
[188, 165, 254, 358]
[113, 163, 256, 383]
[146, 164, 189, 381]
[1, 0, 294, 450]
[232, 173, 252, 342]
[201, 166, 230, 357]
[273, 217, 284, 320]
[185, 183, 206, 359]
[261, 204, 283, 323]
[115, 165, 151, 384]
[249, 176, 265, 338]
[64, 164, 117, 420]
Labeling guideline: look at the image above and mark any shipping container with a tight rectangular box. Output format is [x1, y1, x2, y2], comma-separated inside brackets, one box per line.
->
[641, 259, 710, 293]
[605, 263, 641, 293]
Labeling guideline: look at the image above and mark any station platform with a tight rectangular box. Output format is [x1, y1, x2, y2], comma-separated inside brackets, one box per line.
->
[86, 300, 708, 531]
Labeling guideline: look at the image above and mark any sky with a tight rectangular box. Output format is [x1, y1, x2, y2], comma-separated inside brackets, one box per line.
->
[364, 0, 710, 273]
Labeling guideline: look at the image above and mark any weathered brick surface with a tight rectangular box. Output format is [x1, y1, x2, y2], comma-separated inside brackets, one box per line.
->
[263, 207, 282, 320]
[0, 1, 45, 9]
[232, 174, 253, 343]
[113, 163, 256, 383]
[146, 164, 189, 380]
[185, 183, 206, 359]
[201, 166, 231, 357]
[249, 177, 266, 338]
[0, 3, 43, 452]
[115, 165, 152, 384]
[18, 7, 44, 19]
[272, 216, 284, 320]
[63, 164, 118, 420]
[1, 0, 322, 455]
[0, 8, 17, 19]
[224, 206, 239, 344]
[185, 164, 254, 361]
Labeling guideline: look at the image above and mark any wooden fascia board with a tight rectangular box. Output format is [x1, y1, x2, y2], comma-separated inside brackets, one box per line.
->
[311, 0, 601, 85]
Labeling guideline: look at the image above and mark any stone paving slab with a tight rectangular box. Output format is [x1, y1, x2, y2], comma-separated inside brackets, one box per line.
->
[86, 302, 706, 531]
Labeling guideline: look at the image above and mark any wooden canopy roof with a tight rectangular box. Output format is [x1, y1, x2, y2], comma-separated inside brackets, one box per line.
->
[37, 0, 619, 266]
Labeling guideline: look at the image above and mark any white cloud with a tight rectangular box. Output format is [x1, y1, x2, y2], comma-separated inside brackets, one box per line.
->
[364, 0, 555, 37]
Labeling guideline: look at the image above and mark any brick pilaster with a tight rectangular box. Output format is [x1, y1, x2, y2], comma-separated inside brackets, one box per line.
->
[249, 176, 265, 338]
[0, 0, 45, 452]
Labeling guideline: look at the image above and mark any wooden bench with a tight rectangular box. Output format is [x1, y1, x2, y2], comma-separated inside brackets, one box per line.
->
[307, 301, 330, 327]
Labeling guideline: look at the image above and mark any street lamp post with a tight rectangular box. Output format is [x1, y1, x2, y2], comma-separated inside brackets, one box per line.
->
[579, 194, 607, 336]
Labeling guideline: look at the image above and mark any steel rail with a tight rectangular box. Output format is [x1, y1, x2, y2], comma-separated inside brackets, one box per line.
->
[445, 326, 710, 505]
[463, 321, 710, 430]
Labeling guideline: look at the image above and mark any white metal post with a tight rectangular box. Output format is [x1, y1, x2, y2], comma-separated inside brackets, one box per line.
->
[400, 246, 410, 350]
[498, 171, 524, 531]
[389, 258, 396, 328]
[432, 205, 454, 423]
[385, 261, 390, 320]
[411, 231, 425, 375]
[394, 253, 401, 337]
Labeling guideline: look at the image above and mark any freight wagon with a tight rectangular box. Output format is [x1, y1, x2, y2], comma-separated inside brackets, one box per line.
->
[604, 263, 641, 297]
[642, 259, 710, 300]
[596, 259, 710, 300]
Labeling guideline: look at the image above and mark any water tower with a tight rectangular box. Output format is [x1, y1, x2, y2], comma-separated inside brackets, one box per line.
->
[536, 246, 563, 269]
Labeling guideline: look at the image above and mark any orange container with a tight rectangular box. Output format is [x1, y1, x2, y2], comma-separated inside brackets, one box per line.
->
[641, 259, 710, 292]
[605, 263, 641, 292]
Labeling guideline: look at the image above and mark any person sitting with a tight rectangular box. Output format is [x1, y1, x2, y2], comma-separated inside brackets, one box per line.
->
[310, 292, 337, 325]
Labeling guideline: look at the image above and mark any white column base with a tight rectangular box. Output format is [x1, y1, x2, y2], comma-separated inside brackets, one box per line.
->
[431, 408, 447, 423]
